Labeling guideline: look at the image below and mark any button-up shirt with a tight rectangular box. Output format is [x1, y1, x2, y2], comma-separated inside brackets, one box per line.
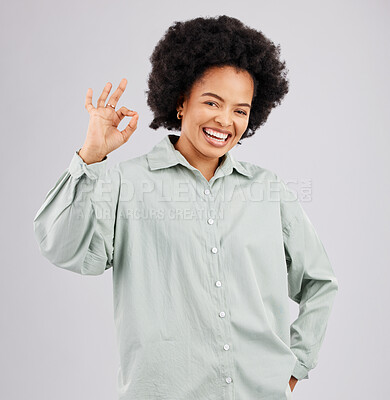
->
[33, 134, 338, 399]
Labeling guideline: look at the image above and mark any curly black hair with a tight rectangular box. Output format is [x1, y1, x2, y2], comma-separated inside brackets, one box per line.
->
[146, 15, 289, 140]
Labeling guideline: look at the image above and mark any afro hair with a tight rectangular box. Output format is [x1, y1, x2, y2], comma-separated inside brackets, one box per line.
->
[146, 15, 289, 140]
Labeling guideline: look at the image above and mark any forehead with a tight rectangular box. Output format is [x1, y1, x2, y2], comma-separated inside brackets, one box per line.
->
[191, 66, 253, 96]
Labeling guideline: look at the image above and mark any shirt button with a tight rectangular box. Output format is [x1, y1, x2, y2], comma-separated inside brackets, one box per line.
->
[211, 247, 218, 254]
[207, 218, 214, 225]
[204, 189, 211, 195]
[219, 311, 226, 318]
[215, 281, 222, 287]
[225, 377, 232, 384]
[223, 344, 230, 351]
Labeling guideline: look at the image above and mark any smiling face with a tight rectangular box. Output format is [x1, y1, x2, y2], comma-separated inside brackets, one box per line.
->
[176, 65, 254, 161]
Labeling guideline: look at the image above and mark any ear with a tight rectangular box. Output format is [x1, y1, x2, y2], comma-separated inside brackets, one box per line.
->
[176, 94, 185, 111]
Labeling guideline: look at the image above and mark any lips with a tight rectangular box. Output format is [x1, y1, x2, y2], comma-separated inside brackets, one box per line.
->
[202, 127, 232, 147]
[203, 127, 232, 136]
[202, 128, 231, 140]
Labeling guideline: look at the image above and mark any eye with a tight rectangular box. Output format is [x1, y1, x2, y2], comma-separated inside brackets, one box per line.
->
[204, 101, 247, 116]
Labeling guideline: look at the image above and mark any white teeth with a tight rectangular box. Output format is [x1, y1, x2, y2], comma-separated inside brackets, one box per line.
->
[204, 128, 229, 140]
[205, 134, 225, 142]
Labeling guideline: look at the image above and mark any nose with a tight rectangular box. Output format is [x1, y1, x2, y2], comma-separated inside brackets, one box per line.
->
[214, 109, 233, 127]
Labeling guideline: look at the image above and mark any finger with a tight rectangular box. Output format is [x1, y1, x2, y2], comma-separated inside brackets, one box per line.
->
[97, 82, 113, 108]
[106, 78, 127, 109]
[116, 106, 136, 123]
[85, 88, 95, 113]
[120, 112, 139, 142]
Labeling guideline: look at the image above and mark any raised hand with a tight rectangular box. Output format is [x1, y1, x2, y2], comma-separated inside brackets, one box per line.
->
[79, 78, 139, 164]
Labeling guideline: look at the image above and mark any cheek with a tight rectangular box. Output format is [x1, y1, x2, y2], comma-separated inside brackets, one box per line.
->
[190, 108, 211, 127]
[235, 117, 249, 133]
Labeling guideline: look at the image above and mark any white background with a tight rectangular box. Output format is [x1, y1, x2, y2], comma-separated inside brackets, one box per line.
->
[1, 0, 389, 398]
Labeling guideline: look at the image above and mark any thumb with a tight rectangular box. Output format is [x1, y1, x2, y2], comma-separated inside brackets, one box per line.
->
[120, 112, 139, 143]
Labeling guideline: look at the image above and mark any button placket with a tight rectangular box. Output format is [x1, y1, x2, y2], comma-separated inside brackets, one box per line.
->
[204, 185, 235, 391]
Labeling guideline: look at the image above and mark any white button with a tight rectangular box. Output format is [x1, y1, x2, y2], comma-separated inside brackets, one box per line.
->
[204, 189, 211, 195]
[215, 281, 222, 287]
[219, 311, 225, 318]
[223, 344, 230, 351]
[225, 377, 232, 384]
[211, 247, 218, 254]
[207, 218, 214, 225]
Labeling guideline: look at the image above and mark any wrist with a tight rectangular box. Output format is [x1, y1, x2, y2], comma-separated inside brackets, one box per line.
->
[78, 147, 106, 164]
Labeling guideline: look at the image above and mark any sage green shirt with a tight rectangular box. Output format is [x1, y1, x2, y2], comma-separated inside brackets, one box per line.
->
[33, 134, 338, 399]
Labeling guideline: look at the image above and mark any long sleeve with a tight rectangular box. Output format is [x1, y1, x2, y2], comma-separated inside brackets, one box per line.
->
[33, 150, 121, 276]
[278, 177, 339, 380]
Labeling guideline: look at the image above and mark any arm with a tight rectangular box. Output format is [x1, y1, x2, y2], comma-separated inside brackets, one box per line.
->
[278, 177, 339, 380]
[33, 149, 121, 275]
[289, 375, 298, 391]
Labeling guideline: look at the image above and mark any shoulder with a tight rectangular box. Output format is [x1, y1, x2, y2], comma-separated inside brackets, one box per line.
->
[238, 159, 297, 196]
[234, 157, 280, 183]
[117, 154, 149, 172]
[112, 154, 150, 180]
[235, 157, 301, 222]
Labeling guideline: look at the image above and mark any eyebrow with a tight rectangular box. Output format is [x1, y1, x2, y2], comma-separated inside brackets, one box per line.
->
[201, 92, 252, 109]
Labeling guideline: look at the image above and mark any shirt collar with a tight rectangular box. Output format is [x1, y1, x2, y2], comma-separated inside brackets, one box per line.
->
[146, 134, 253, 178]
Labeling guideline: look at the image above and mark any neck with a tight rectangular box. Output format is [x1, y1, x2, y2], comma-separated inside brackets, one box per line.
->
[173, 134, 223, 181]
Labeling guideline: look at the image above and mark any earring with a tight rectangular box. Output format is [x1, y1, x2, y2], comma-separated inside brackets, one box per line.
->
[177, 110, 183, 120]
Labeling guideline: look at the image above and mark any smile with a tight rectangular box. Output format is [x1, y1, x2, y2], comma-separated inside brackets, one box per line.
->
[202, 128, 232, 147]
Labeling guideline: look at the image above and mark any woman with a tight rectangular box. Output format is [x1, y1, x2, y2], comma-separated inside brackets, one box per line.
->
[33, 15, 338, 399]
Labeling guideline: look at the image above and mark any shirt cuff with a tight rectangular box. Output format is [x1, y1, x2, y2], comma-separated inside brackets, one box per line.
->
[291, 359, 309, 380]
[68, 149, 108, 180]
